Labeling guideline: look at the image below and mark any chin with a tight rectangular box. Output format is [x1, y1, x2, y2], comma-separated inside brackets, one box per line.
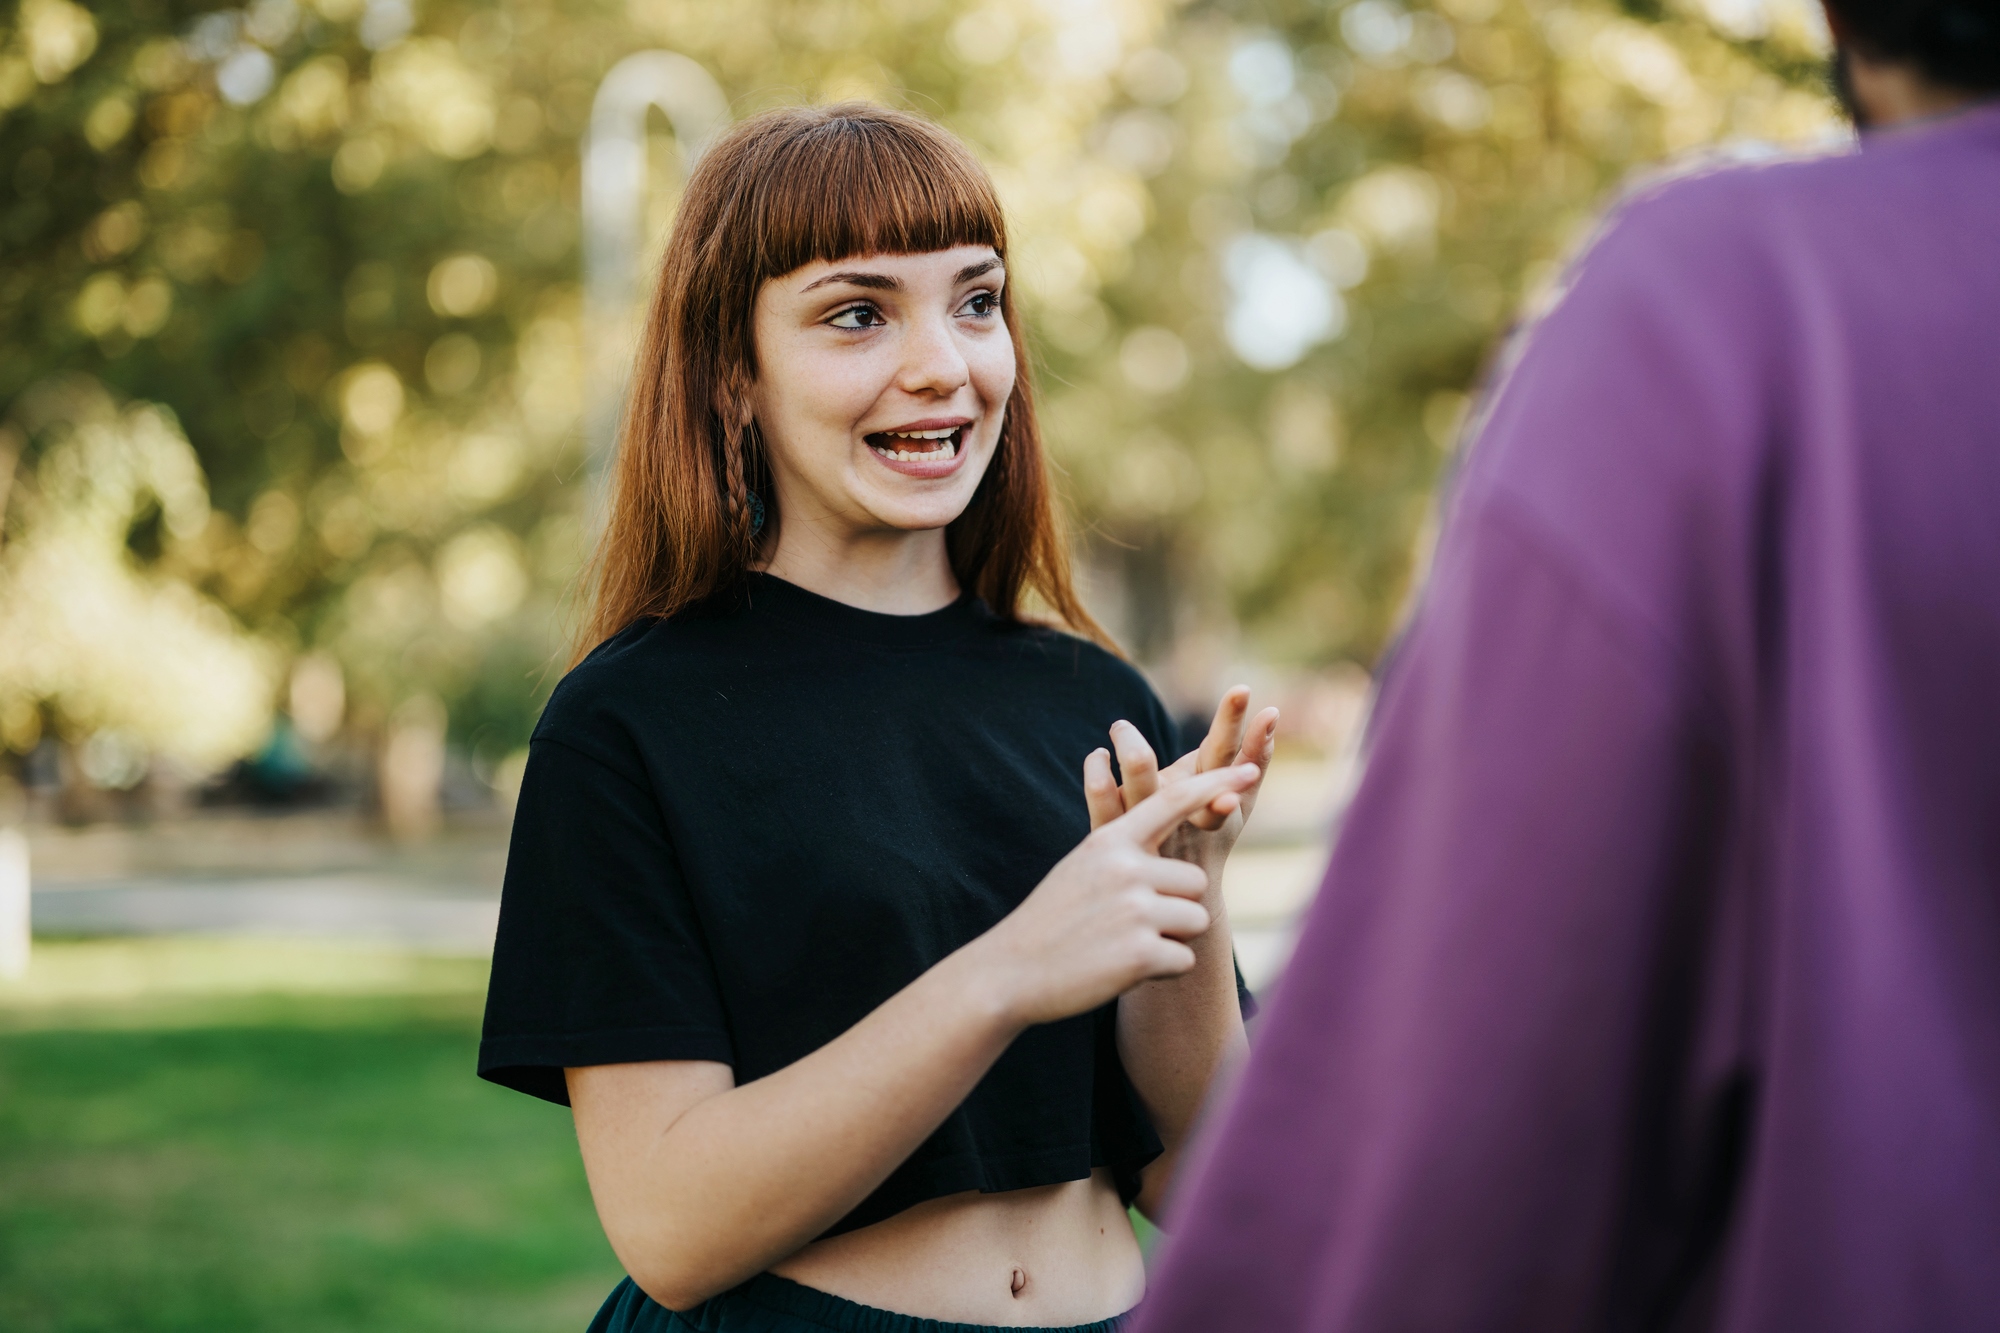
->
[869, 496, 974, 533]
[855, 463, 989, 533]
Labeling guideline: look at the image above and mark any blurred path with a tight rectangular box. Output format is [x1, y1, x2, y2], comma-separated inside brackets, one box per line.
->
[23, 780, 1340, 987]
[35, 877, 502, 954]
[28, 814, 508, 955]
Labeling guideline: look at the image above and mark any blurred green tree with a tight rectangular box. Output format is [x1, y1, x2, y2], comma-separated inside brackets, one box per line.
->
[1051, 0, 1835, 691]
[0, 0, 1836, 786]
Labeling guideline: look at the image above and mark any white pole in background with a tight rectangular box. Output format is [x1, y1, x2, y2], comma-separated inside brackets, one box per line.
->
[581, 51, 731, 497]
[0, 828, 28, 980]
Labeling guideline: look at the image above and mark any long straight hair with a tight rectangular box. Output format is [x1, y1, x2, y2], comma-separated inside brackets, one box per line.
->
[576, 102, 1112, 662]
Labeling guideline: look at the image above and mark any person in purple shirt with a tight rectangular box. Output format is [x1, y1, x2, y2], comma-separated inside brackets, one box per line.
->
[1136, 4, 2000, 1330]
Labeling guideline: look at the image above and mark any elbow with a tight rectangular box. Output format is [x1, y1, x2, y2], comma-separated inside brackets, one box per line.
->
[598, 1190, 759, 1311]
[628, 1262, 718, 1315]
[1132, 1150, 1178, 1223]
[621, 1239, 746, 1315]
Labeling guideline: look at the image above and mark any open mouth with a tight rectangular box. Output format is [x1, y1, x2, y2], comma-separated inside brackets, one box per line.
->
[867, 425, 963, 464]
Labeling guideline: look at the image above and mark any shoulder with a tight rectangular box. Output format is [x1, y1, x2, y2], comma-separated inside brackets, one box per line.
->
[983, 616, 1178, 743]
[985, 616, 1148, 689]
[538, 619, 657, 731]
[1567, 134, 1961, 303]
[1551, 152, 1822, 312]
[1435, 154, 1850, 714]
[533, 612, 728, 770]
[1472, 150, 1837, 454]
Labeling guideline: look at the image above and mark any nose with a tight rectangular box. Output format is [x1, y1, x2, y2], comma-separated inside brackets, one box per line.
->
[897, 308, 970, 398]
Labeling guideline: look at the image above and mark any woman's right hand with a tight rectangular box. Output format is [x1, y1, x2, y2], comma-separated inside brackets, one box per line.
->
[967, 764, 1262, 1027]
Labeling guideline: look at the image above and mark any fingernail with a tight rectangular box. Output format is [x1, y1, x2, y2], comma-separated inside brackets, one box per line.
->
[1236, 763, 1260, 777]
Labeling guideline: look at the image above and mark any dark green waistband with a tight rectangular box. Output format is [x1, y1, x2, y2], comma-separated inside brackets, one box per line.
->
[588, 1274, 1133, 1333]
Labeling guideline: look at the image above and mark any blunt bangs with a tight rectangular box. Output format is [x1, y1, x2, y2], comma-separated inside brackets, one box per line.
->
[711, 104, 1008, 282]
[581, 101, 1114, 663]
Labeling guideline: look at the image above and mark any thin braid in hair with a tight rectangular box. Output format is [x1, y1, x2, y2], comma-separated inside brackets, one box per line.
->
[722, 421, 755, 555]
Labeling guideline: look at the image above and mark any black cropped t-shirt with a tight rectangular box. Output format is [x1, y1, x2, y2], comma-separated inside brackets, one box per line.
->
[478, 574, 1251, 1235]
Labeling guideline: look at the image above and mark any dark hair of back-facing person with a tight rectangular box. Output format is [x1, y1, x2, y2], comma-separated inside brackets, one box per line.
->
[1828, 0, 2000, 91]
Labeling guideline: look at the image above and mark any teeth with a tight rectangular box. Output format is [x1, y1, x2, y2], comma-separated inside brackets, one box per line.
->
[871, 426, 961, 464]
[872, 438, 958, 463]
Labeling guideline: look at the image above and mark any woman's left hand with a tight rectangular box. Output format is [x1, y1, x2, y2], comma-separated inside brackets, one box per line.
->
[1084, 687, 1279, 872]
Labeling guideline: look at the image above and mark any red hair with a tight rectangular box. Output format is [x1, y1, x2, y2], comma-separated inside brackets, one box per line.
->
[576, 102, 1111, 661]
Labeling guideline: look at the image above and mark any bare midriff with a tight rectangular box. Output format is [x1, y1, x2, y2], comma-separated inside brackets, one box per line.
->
[769, 1168, 1145, 1327]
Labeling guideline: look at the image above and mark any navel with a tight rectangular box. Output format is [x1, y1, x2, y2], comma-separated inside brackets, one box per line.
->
[1010, 1265, 1029, 1298]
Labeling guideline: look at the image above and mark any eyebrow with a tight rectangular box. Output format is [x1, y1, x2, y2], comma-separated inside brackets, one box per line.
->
[798, 258, 1005, 294]
[955, 258, 1004, 283]
[801, 270, 901, 293]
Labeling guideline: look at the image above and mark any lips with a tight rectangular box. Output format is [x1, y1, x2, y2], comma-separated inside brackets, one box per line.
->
[865, 421, 971, 478]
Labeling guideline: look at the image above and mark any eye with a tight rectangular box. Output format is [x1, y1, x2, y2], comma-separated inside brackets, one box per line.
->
[959, 290, 1000, 319]
[828, 303, 885, 330]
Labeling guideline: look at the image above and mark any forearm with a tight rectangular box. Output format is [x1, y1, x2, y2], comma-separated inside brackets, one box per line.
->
[571, 764, 1263, 1306]
[1117, 868, 1248, 1215]
[574, 947, 1021, 1309]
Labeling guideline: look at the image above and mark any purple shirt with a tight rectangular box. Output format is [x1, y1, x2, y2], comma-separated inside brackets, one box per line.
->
[1139, 104, 2000, 1332]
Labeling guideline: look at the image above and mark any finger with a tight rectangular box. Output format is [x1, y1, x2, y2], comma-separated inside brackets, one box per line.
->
[1196, 686, 1251, 775]
[1140, 939, 1199, 980]
[1186, 786, 1239, 833]
[1185, 689, 1252, 829]
[1198, 789, 1242, 824]
[1120, 764, 1260, 849]
[1144, 857, 1211, 899]
[1219, 707, 1282, 823]
[1235, 706, 1281, 771]
[1083, 748, 1123, 830]
[1109, 720, 1160, 810]
[1184, 788, 1232, 832]
[1148, 895, 1211, 940]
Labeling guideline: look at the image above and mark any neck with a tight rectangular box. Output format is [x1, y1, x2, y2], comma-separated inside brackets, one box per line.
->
[760, 522, 961, 616]
[1840, 46, 1984, 130]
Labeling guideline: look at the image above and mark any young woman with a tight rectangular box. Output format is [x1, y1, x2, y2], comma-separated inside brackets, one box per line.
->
[479, 104, 1279, 1333]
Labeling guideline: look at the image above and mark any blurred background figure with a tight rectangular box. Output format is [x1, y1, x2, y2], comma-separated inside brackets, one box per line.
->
[1137, 3, 2000, 1330]
[0, 0, 1860, 1326]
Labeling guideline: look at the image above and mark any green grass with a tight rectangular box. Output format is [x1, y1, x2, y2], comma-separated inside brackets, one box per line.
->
[0, 982, 624, 1333]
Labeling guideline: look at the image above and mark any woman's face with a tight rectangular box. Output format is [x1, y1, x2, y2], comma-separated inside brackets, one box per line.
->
[748, 244, 1014, 540]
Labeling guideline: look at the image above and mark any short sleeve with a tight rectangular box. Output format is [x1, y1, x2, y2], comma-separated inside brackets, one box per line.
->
[478, 737, 734, 1105]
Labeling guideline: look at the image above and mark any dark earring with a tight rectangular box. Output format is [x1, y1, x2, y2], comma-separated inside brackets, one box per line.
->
[748, 490, 766, 536]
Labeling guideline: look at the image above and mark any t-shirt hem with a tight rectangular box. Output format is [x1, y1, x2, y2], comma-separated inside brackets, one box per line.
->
[823, 1140, 1162, 1236]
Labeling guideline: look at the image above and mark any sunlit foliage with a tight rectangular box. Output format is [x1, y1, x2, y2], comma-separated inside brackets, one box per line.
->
[1057, 0, 1836, 682]
[0, 378, 275, 772]
[0, 0, 1837, 775]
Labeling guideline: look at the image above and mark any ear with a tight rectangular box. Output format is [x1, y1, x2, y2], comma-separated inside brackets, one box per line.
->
[1819, 1, 1850, 44]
